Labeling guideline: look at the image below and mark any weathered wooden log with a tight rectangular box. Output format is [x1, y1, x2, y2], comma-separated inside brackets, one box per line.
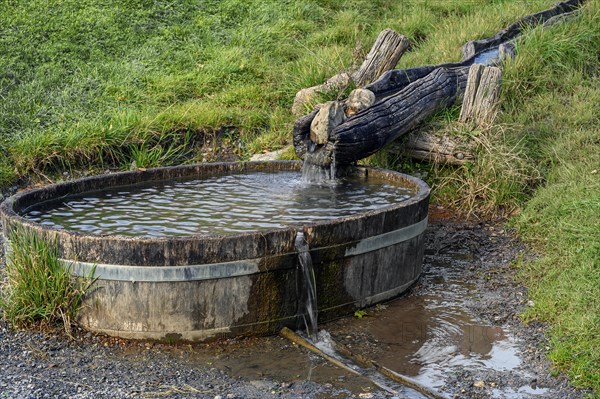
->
[543, 8, 583, 26]
[365, 62, 464, 102]
[388, 131, 475, 165]
[351, 29, 411, 87]
[291, 29, 410, 116]
[293, 0, 588, 166]
[459, 64, 502, 126]
[366, 0, 585, 102]
[325, 67, 469, 166]
[461, 0, 585, 60]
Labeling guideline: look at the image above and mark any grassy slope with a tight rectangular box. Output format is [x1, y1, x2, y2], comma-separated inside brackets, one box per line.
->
[1, 0, 558, 185]
[504, 4, 600, 390]
[1, 0, 598, 393]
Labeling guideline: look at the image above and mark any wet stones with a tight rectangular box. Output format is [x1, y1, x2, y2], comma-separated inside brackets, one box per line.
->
[345, 89, 375, 117]
[310, 101, 345, 145]
[291, 73, 351, 117]
[306, 89, 376, 147]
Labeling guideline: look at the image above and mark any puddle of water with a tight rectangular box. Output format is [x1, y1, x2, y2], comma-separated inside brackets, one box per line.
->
[473, 47, 500, 65]
[160, 336, 378, 395]
[328, 249, 524, 392]
[492, 386, 550, 398]
[113, 228, 540, 398]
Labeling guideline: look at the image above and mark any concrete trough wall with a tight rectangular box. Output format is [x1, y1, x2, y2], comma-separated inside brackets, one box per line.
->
[0, 161, 429, 342]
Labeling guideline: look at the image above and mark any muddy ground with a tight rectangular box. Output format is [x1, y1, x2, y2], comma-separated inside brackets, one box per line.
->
[0, 202, 589, 399]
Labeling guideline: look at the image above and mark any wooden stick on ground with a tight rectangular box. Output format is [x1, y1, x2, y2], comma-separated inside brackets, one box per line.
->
[332, 339, 448, 399]
[280, 327, 398, 395]
[280, 327, 361, 377]
[281, 327, 448, 399]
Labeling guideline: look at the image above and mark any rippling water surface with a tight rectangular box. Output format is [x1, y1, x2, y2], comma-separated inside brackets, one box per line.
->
[24, 171, 415, 237]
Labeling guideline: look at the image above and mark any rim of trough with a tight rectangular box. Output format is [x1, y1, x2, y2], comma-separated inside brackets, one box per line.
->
[0, 161, 430, 244]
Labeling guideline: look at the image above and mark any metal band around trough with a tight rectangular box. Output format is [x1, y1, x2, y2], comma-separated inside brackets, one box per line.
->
[344, 216, 428, 257]
[62, 217, 428, 282]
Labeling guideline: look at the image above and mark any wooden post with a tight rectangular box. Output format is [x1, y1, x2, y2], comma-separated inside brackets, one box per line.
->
[291, 29, 410, 116]
[351, 29, 411, 87]
[459, 64, 502, 126]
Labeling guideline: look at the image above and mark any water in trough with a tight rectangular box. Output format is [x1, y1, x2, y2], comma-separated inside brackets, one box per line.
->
[23, 171, 414, 237]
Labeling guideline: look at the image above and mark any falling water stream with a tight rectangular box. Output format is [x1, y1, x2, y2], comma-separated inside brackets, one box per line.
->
[295, 232, 319, 342]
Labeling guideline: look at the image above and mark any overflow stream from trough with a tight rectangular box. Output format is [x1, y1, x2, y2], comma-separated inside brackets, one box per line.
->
[145, 220, 556, 398]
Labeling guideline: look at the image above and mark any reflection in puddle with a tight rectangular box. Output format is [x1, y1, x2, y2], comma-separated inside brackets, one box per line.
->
[328, 247, 527, 394]
[144, 229, 553, 398]
[365, 293, 520, 389]
[492, 386, 550, 398]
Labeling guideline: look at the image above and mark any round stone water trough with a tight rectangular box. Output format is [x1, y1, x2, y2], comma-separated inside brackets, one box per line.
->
[0, 161, 429, 342]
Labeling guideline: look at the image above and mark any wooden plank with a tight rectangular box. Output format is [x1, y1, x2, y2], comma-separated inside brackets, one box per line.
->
[389, 131, 475, 165]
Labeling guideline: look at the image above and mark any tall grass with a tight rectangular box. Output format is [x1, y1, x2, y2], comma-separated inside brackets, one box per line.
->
[0, 0, 558, 185]
[508, 8, 600, 385]
[0, 229, 95, 335]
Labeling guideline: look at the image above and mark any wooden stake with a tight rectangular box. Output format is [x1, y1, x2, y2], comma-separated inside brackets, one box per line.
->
[459, 65, 502, 126]
[291, 29, 410, 116]
[351, 29, 411, 87]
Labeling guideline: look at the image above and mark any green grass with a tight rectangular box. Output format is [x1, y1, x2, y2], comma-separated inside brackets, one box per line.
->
[516, 145, 599, 390]
[0, 0, 560, 184]
[0, 229, 95, 335]
[505, 4, 600, 388]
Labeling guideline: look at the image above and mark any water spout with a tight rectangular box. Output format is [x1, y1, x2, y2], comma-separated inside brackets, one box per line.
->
[295, 231, 318, 341]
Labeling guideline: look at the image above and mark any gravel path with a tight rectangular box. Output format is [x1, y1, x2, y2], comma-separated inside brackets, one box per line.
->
[0, 203, 590, 399]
